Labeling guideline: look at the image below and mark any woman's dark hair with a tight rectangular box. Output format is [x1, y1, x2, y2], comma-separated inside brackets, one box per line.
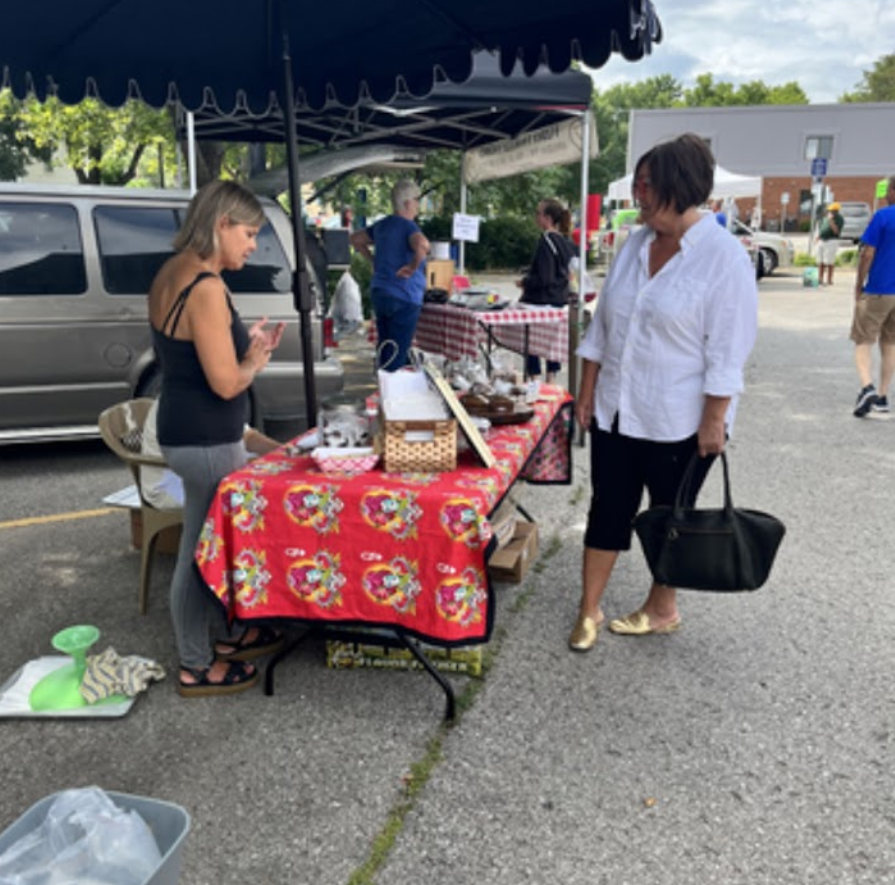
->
[635, 133, 715, 214]
[539, 198, 572, 235]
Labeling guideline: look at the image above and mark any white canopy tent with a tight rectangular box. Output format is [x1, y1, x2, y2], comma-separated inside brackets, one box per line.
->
[607, 165, 762, 202]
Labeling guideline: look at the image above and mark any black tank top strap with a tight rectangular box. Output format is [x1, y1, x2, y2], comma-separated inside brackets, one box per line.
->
[161, 271, 218, 336]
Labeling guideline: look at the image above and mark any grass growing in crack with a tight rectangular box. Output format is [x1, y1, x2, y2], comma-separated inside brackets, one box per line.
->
[534, 533, 563, 566]
[569, 482, 587, 506]
[346, 737, 444, 885]
[345, 671, 488, 885]
[346, 537, 567, 885]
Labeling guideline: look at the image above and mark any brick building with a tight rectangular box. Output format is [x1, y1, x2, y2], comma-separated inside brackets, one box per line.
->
[626, 103, 894, 231]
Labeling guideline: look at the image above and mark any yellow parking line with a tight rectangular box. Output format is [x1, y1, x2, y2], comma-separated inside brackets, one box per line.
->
[0, 508, 118, 530]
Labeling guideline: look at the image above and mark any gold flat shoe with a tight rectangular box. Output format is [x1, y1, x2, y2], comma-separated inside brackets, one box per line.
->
[608, 609, 681, 636]
[569, 614, 602, 652]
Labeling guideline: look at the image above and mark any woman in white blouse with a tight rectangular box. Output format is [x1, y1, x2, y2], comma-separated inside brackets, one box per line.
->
[570, 134, 758, 652]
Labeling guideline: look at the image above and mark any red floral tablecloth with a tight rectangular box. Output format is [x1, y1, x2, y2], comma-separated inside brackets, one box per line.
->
[197, 391, 572, 647]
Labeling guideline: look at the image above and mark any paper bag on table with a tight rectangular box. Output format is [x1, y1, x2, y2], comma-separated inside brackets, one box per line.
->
[378, 369, 449, 424]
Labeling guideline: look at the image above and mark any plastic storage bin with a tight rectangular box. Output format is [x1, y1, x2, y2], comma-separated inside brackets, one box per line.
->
[0, 790, 191, 885]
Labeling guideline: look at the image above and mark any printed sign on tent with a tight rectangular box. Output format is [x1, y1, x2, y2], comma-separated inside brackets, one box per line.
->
[462, 116, 598, 185]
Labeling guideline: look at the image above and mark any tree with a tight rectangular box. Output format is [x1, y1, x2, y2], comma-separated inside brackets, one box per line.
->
[18, 96, 176, 186]
[314, 150, 572, 227]
[841, 53, 895, 102]
[0, 89, 52, 181]
[681, 74, 808, 107]
[590, 75, 683, 195]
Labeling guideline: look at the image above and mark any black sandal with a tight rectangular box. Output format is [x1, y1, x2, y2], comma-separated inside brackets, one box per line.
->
[215, 626, 284, 662]
[178, 660, 258, 697]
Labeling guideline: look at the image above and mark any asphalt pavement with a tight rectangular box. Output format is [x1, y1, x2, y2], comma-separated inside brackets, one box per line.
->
[2, 264, 894, 885]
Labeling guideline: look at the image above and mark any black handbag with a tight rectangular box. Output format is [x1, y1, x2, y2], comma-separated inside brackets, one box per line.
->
[632, 451, 786, 592]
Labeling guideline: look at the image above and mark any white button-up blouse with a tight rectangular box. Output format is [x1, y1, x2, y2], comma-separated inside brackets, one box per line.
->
[577, 212, 758, 442]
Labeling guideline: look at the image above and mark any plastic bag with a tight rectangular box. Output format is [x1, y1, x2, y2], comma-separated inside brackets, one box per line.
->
[328, 271, 363, 334]
[0, 787, 162, 885]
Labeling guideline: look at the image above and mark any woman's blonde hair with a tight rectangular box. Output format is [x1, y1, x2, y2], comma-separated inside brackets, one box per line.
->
[173, 180, 266, 257]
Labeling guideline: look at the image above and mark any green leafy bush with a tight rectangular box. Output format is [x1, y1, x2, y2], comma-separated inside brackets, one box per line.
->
[418, 216, 453, 242]
[837, 248, 858, 267]
[420, 215, 538, 270]
[466, 217, 539, 271]
[794, 252, 816, 267]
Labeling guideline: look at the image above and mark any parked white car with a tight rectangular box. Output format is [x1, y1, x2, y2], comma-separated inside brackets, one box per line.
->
[732, 220, 794, 276]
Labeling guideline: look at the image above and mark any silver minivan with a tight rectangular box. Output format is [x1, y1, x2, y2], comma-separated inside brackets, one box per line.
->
[0, 183, 344, 443]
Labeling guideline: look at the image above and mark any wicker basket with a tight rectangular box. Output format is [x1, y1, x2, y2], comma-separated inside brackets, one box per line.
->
[381, 418, 457, 473]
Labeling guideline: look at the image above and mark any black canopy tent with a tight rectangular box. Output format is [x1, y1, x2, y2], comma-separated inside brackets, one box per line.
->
[181, 51, 594, 152]
[180, 50, 597, 270]
[180, 51, 601, 396]
[1, 0, 662, 427]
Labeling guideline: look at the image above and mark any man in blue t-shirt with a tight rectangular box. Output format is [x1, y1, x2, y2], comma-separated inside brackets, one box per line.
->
[350, 180, 430, 370]
[851, 175, 895, 417]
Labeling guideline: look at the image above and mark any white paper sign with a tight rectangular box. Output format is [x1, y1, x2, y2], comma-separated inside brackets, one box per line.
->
[452, 213, 481, 243]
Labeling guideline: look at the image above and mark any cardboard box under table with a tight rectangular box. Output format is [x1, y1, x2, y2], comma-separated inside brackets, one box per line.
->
[488, 519, 539, 584]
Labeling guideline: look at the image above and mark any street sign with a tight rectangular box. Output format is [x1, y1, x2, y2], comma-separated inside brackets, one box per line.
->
[811, 158, 828, 178]
[781, 191, 790, 205]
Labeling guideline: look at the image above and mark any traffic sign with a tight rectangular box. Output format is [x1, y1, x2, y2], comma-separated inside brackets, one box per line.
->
[811, 158, 828, 178]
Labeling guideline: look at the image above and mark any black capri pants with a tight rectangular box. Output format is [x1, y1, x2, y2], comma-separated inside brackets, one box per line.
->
[584, 418, 715, 551]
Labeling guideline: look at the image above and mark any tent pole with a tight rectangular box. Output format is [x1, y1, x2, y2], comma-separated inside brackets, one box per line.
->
[569, 108, 590, 416]
[281, 31, 318, 430]
[459, 168, 468, 275]
[187, 111, 197, 195]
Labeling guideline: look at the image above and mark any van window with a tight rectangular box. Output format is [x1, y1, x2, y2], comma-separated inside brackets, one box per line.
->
[94, 204, 292, 296]
[221, 224, 292, 294]
[93, 205, 181, 295]
[0, 202, 87, 295]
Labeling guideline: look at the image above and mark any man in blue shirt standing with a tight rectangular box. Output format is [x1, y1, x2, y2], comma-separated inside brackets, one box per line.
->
[350, 180, 430, 370]
[852, 175, 895, 417]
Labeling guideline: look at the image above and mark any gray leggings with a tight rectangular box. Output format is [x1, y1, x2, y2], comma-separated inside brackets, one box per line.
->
[162, 441, 246, 670]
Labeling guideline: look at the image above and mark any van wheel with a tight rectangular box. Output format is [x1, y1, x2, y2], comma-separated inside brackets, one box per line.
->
[135, 366, 263, 430]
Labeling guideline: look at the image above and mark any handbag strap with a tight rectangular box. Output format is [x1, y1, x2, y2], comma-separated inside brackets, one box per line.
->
[672, 450, 733, 516]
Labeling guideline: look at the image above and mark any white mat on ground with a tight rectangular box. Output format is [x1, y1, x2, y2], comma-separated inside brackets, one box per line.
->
[0, 657, 136, 718]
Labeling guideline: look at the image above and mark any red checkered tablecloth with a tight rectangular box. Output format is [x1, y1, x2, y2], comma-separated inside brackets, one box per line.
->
[410, 302, 568, 363]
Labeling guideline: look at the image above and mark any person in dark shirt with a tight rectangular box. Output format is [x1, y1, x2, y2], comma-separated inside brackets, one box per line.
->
[817, 201, 844, 286]
[517, 198, 576, 383]
[148, 180, 285, 697]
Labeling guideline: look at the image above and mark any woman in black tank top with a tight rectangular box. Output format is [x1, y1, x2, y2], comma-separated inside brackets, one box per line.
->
[147, 180, 286, 697]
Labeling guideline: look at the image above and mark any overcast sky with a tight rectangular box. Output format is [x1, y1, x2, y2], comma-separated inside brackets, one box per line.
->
[587, 0, 895, 104]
